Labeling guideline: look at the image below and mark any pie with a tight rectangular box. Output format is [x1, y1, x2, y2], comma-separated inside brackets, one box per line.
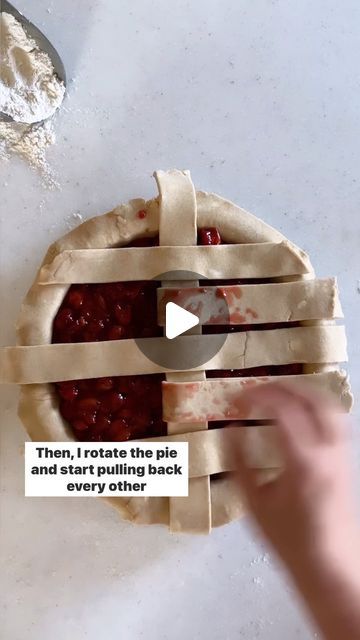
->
[0, 169, 353, 533]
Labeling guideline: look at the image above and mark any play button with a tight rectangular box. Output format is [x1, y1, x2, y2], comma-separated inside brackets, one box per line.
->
[134, 269, 230, 370]
[165, 302, 199, 339]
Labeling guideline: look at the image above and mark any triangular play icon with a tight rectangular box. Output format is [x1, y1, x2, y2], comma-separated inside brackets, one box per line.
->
[165, 302, 199, 340]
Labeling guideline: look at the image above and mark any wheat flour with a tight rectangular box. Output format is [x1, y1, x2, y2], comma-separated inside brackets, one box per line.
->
[0, 12, 65, 123]
[0, 11, 65, 188]
[0, 119, 59, 188]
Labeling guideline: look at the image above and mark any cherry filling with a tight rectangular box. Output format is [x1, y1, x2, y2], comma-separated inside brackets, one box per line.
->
[52, 227, 302, 441]
[53, 236, 164, 442]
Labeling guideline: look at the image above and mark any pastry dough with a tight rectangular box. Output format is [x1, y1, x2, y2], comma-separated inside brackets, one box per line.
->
[0, 169, 353, 533]
[157, 169, 211, 534]
[157, 278, 343, 325]
[38, 242, 313, 284]
[0, 325, 348, 384]
[145, 425, 283, 474]
[162, 370, 352, 422]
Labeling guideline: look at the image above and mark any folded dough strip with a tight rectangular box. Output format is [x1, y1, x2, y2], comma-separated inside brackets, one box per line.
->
[156, 169, 211, 535]
[37, 242, 313, 284]
[157, 278, 342, 326]
[142, 425, 282, 476]
[0, 325, 348, 384]
[162, 370, 352, 422]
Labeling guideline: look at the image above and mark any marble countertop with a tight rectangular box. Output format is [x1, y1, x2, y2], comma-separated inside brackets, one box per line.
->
[1, 1, 359, 639]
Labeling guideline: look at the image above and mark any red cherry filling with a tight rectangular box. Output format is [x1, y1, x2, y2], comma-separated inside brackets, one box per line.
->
[52, 226, 302, 442]
[198, 227, 221, 245]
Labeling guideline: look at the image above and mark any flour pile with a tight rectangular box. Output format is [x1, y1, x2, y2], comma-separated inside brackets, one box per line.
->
[0, 11, 65, 187]
[0, 11, 65, 122]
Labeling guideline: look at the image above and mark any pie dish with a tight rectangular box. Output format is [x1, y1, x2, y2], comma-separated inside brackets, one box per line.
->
[0, 169, 353, 533]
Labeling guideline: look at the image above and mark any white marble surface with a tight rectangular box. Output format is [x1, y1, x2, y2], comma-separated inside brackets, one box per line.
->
[1, 1, 360, 639]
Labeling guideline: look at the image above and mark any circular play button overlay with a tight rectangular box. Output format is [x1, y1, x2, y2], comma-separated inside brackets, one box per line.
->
[165, 302, 199, 339]
[135, 270, 230, 370]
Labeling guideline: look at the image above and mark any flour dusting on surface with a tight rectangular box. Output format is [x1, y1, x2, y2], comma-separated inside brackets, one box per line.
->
[0, 119, 59, 188]
[65, 211, 84, 229]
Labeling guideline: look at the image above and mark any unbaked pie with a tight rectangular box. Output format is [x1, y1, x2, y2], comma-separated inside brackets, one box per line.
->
[0, 169, 353, 533]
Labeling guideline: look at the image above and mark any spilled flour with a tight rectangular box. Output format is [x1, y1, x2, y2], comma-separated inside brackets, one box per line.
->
[0, 120, 58, 187]
[0, 11, 65, 187]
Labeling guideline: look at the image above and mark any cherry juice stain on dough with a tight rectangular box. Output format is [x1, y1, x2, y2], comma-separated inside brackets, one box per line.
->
[52, 223, 302, 442]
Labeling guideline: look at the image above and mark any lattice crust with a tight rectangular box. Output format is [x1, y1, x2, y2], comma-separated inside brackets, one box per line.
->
[0, 326, 349, 384]
[0, 169, 353, 534]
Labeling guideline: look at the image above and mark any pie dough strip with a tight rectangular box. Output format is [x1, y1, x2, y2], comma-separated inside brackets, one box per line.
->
[143, 425, 282, 475]
[37, 242, 313, 284]
[157, 278, 343, 326]
[0, 325, 348, 384]
[162, 370, 352, 422]
[155, 169, 197, 246]
[156, 169, 211, 535]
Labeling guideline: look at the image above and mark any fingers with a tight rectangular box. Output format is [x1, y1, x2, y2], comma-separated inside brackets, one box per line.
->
[240, 382, 347, 455]
[272, 382, 348, 445]
[229, 425, 285, 517]
[229, 382, 349, 511]
[240, 384, 316, 460]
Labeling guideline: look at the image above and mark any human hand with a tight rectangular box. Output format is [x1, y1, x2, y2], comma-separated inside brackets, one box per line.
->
[233, 383, 359, 580]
